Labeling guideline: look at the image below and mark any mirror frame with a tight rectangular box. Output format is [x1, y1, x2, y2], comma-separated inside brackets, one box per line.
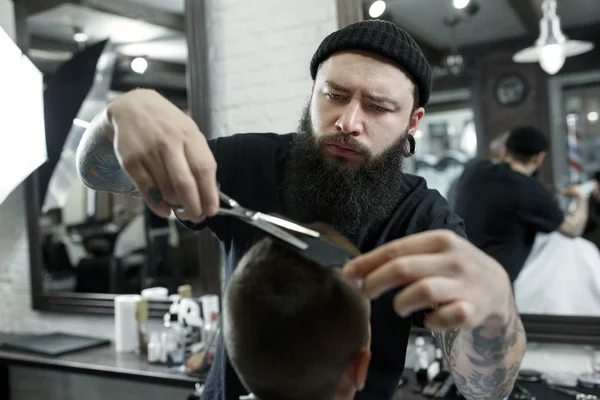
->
[23, 0, 600, 345]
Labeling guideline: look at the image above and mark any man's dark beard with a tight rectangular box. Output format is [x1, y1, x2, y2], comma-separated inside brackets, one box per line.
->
[282, 104, 409, 241]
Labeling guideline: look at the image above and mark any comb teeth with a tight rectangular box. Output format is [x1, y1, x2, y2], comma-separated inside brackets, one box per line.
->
[280, 235, 356, 268]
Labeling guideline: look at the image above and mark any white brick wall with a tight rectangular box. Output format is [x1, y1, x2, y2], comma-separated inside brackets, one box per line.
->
[205, 0, 338, 136]
[0, 0, 15, 40]
[0, 185, 115, 337]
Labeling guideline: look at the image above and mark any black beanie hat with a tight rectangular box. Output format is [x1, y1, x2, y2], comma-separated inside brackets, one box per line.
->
[505, 126, 550, 155]
[310, 19, 433, 107]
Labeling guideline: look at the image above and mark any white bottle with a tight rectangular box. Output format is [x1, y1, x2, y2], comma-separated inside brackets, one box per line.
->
[414, 336, 429, 371]
[147, 332, 161, 363]
[414, 336, 430, 388]
[427, 347, 443, 381]
[160, 331, 172, 363]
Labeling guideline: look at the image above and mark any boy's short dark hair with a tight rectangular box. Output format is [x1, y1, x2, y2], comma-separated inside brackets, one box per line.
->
[223, 224, 370, 400]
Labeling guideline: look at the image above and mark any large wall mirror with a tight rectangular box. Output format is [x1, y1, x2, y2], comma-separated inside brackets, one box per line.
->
[24, 0, 221, 317]
[356, 0, 600, 344]
[21, 0, 600, 344]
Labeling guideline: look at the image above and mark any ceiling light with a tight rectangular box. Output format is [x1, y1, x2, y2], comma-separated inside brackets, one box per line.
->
[369, 1, 386, 18]
[513, 0, 594, 75]
[73, 32, 88, 42]
[131, 57, 148, 74]
[588, 111, 599, 123]
[445, 53, 464, 76]
[73, 27, 88, 43]
[452, 0, 470, 10]
[539, 43, 565, 75]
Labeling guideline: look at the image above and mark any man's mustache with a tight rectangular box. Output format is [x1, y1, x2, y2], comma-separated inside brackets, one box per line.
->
[316, 132, 370, 156]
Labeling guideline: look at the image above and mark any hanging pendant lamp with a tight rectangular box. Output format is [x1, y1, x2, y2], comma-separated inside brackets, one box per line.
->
[513, 0, 594, 75]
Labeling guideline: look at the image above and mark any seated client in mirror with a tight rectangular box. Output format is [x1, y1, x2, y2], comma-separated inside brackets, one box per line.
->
[223, 224, 371, 400]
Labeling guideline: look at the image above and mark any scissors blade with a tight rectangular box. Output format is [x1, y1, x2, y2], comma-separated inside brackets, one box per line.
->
[249, 219, 309, 250]
[253, 212, 320, 238]
[217, 209, 310, 249]
[172, 191, 312, 249]
[217, 208, 247, 219]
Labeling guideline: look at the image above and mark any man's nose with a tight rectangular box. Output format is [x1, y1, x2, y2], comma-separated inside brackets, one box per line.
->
[335, 101, 364, 136]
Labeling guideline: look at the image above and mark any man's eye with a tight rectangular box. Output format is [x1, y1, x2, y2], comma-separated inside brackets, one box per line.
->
[372, 105, 389, 112]
[327, 93, 343, 100]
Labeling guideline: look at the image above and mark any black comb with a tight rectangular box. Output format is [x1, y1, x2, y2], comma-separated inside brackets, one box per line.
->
[277, 232, 357, 268]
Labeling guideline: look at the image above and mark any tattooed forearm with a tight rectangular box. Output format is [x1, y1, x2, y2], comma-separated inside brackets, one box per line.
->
[76, 114, 139, 197]
[432, 303, 526, 400]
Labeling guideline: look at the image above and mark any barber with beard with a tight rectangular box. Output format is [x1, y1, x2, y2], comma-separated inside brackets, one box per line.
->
[76, 20, 525, 400]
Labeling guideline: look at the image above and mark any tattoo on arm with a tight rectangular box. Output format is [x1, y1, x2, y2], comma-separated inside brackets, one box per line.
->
[433, 328, 459, 363]
[432, 311, 526, 400]
[77, 123, 140, 197]
[454, 364, 521, 400]
[466, 318, 521, 368]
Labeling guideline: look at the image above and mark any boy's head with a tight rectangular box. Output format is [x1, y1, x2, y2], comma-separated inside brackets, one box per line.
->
[223, 223, 371, 400]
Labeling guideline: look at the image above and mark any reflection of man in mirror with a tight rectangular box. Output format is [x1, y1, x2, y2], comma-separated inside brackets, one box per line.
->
[454, 126, 592, 283]
[223, 224, 371, 400]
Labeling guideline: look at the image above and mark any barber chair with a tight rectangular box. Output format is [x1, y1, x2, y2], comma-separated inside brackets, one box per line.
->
[74, 235, 114, 293]
[41, 234, 78, 292]
[42, 235, 74, 276]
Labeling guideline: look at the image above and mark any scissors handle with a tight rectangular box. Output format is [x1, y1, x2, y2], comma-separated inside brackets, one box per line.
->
[219, 191, 239, 208]
[168, 190, 237, 214]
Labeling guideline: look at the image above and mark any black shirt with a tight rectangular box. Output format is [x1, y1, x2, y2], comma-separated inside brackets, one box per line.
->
[180, 132, 466, 400]
[584, 195, 600, 235]
[453, 160, 564, 282]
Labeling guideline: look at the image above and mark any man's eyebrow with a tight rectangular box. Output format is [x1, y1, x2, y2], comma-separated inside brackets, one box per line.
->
[324, 80, 351, 92]
[323, 80, 401, 110]
[364, 93, 401, 110]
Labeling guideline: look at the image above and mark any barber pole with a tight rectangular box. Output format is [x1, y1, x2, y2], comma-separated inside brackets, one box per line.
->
[566, 113, 583, 182]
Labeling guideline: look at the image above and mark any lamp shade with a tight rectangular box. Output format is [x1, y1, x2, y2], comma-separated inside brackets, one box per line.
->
[512, 0, 594, 74]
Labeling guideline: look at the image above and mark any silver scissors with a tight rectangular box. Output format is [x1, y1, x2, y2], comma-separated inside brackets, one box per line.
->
[170, 191, 320, 250]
